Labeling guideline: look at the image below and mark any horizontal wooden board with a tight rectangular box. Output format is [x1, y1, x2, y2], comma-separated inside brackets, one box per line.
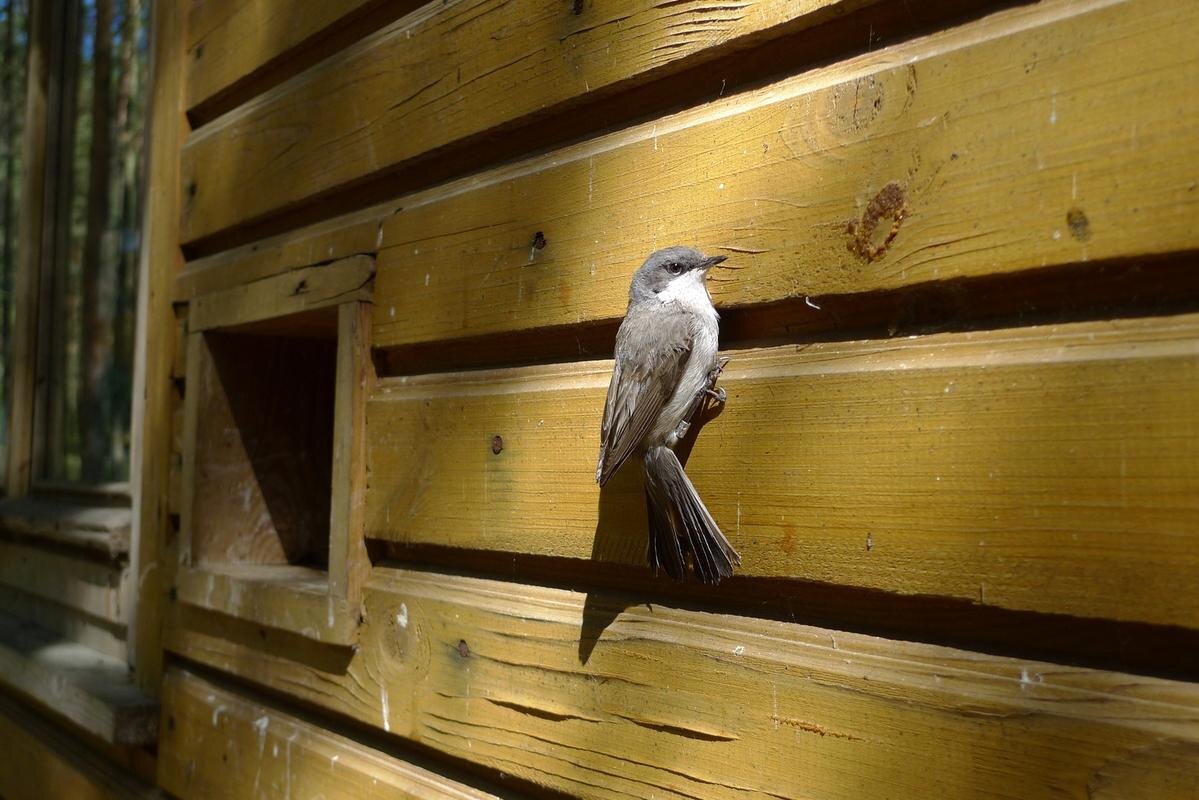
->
[366, 313, 1199, 629]
[159, 668, 502, 799]
[371, 0, 1199, 348]
[186, 0, 398, 116]
[189, 254, 374, 331]
[0, 691, 158, 800]
[0, 584, 126, 661]
[0, 498, 131, 557]
[175, 201, 391, 301]
[0, 540, 126, 626]
[179, 0, 885, 243]
[177, 565, 360, 645]
[167, 567, 1199, 800]
[0, 611, 157, 745]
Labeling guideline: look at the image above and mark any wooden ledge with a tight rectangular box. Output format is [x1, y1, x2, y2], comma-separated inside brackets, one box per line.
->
[0, 497, 131, 558]
[0, 691, 159, 799]
[0, 611, 157, 746]
[176, 564, 360, 646]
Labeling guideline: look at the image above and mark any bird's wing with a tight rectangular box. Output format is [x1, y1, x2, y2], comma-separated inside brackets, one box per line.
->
[596, 305, 693, 486]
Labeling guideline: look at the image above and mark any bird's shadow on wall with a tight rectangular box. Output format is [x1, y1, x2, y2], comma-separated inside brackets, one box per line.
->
[578, 396, 726, 664]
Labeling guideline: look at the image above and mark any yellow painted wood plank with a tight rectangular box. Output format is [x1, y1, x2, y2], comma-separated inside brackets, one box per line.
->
[0, 692, 157, 800]
[176, 565, 360, 645]
[159, 667, 501, 800]
[186, 0, 389, 113]
[0, 498, 131, 557]
[0, 541, 126, 627]
[372, 0, 1199, 348]
[166, 567, 1199, 800]
[179, 0, 883, 242]
[174, 201, 390, 301]
[366, 313, 1199, 628]
[329, 302, 372, 602]
[188, 254, 374, 331]
[130, 0, 187, 695]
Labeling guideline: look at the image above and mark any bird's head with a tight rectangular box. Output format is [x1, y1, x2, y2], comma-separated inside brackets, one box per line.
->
[629, 246, 727, 301]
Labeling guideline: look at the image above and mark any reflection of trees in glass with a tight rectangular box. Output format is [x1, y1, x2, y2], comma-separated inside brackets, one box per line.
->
[0, 0, 28, 486]
[47, 0, 149, 483]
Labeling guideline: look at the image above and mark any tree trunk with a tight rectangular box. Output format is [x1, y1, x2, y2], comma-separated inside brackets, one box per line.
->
[79, 0, 114, 482]
[1, 0, 17, 357]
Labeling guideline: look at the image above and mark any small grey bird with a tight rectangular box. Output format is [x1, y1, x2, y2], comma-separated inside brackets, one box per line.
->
[596, 246, 741, 583]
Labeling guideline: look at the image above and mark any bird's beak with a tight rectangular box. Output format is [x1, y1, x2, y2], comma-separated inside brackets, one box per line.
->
[700, 254, 728, 271]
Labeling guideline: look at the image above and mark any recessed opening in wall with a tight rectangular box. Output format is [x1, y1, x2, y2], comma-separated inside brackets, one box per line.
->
[190, 307, 338, 571]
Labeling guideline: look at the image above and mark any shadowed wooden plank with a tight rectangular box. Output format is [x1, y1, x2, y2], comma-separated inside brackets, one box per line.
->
[166, 567, 1199, 800]
[159, 668, 501, 799]
[371, 0, 1199, 348]
[0, 611, 157, 746]
[367, 313, 1199, 628]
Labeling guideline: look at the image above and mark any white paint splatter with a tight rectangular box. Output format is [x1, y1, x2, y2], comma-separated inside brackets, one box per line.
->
[397, 603, 408, 629]
[804, 296, 821, 310]
[389, 306, 396, 317]
[327, 597, 335, 629]
[1049, 92, 1057, 125]
[733, 645, 745, 656]
[253, 716, 269, 754]
[381, 688, 391, 732]
[424, 273, 430, 286]
[212, 705, 225, 726]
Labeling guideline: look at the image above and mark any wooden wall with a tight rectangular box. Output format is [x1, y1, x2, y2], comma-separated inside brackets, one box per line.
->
[153, 0, 1199, 798]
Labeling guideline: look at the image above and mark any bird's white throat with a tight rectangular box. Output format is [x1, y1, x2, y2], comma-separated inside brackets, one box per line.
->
[658, 270, 717, 316]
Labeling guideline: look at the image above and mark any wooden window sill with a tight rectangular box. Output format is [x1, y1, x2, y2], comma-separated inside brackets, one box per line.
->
[176, 564, 360, 646]
[0, 497, 131, 559]
[0, 610, 157, 746]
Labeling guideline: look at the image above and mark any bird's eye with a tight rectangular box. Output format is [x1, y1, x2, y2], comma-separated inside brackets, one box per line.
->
[667, 262, 683, 275]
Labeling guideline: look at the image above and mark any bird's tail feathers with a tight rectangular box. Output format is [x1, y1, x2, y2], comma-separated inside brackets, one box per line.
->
[643, 446, 740, 584]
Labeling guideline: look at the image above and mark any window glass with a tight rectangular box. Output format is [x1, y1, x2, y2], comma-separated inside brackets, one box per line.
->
[0, 0, 29, 489]
[40, 0, 150, 483]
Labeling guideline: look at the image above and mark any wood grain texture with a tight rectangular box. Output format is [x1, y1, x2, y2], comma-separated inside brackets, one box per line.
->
[178, 0, 882, 243]
[329, 302, 372, 602]
[0, 611, 157, 745]
[187, 332, 336, 569]
[166, 567, 1199, 800]
[174, 201, 390, 301]
[371, 0, 1199, 349]
[0, 691, 158, 800]
[176, 564, 359, 645]
[189, 254, 374, 331]
[159, 668, 500, 799]
[367, 313, 1199, 629]
[186, 0, 395, 114]
[0, 541, 127, 627]
[129, 0, 187, 695]
[0, 498, 131, 557]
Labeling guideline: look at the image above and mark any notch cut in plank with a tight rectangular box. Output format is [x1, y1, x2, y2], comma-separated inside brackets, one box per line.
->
[0, 691, 158, 800]
[372, 0, 1199, 349]
[176, 565, 360, 646]
[179, 0, 901, 243]
[367, 312, 1199, 629]
[167, 567, 1199, 800]
[175, 201, 390, 301]
[0, 540, 127, 627]
[0, 498, 131, 557]
[159, 668, 502, 800]
[0, 611, 157, 745]
[188, 254, 374, 332]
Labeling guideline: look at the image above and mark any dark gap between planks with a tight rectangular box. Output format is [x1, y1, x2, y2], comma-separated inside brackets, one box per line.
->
[169, 653, 572, 800]
[368, 544, 1199, 685]
[374, 251, 1199, 377]
[180, 0, 1032, 259]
